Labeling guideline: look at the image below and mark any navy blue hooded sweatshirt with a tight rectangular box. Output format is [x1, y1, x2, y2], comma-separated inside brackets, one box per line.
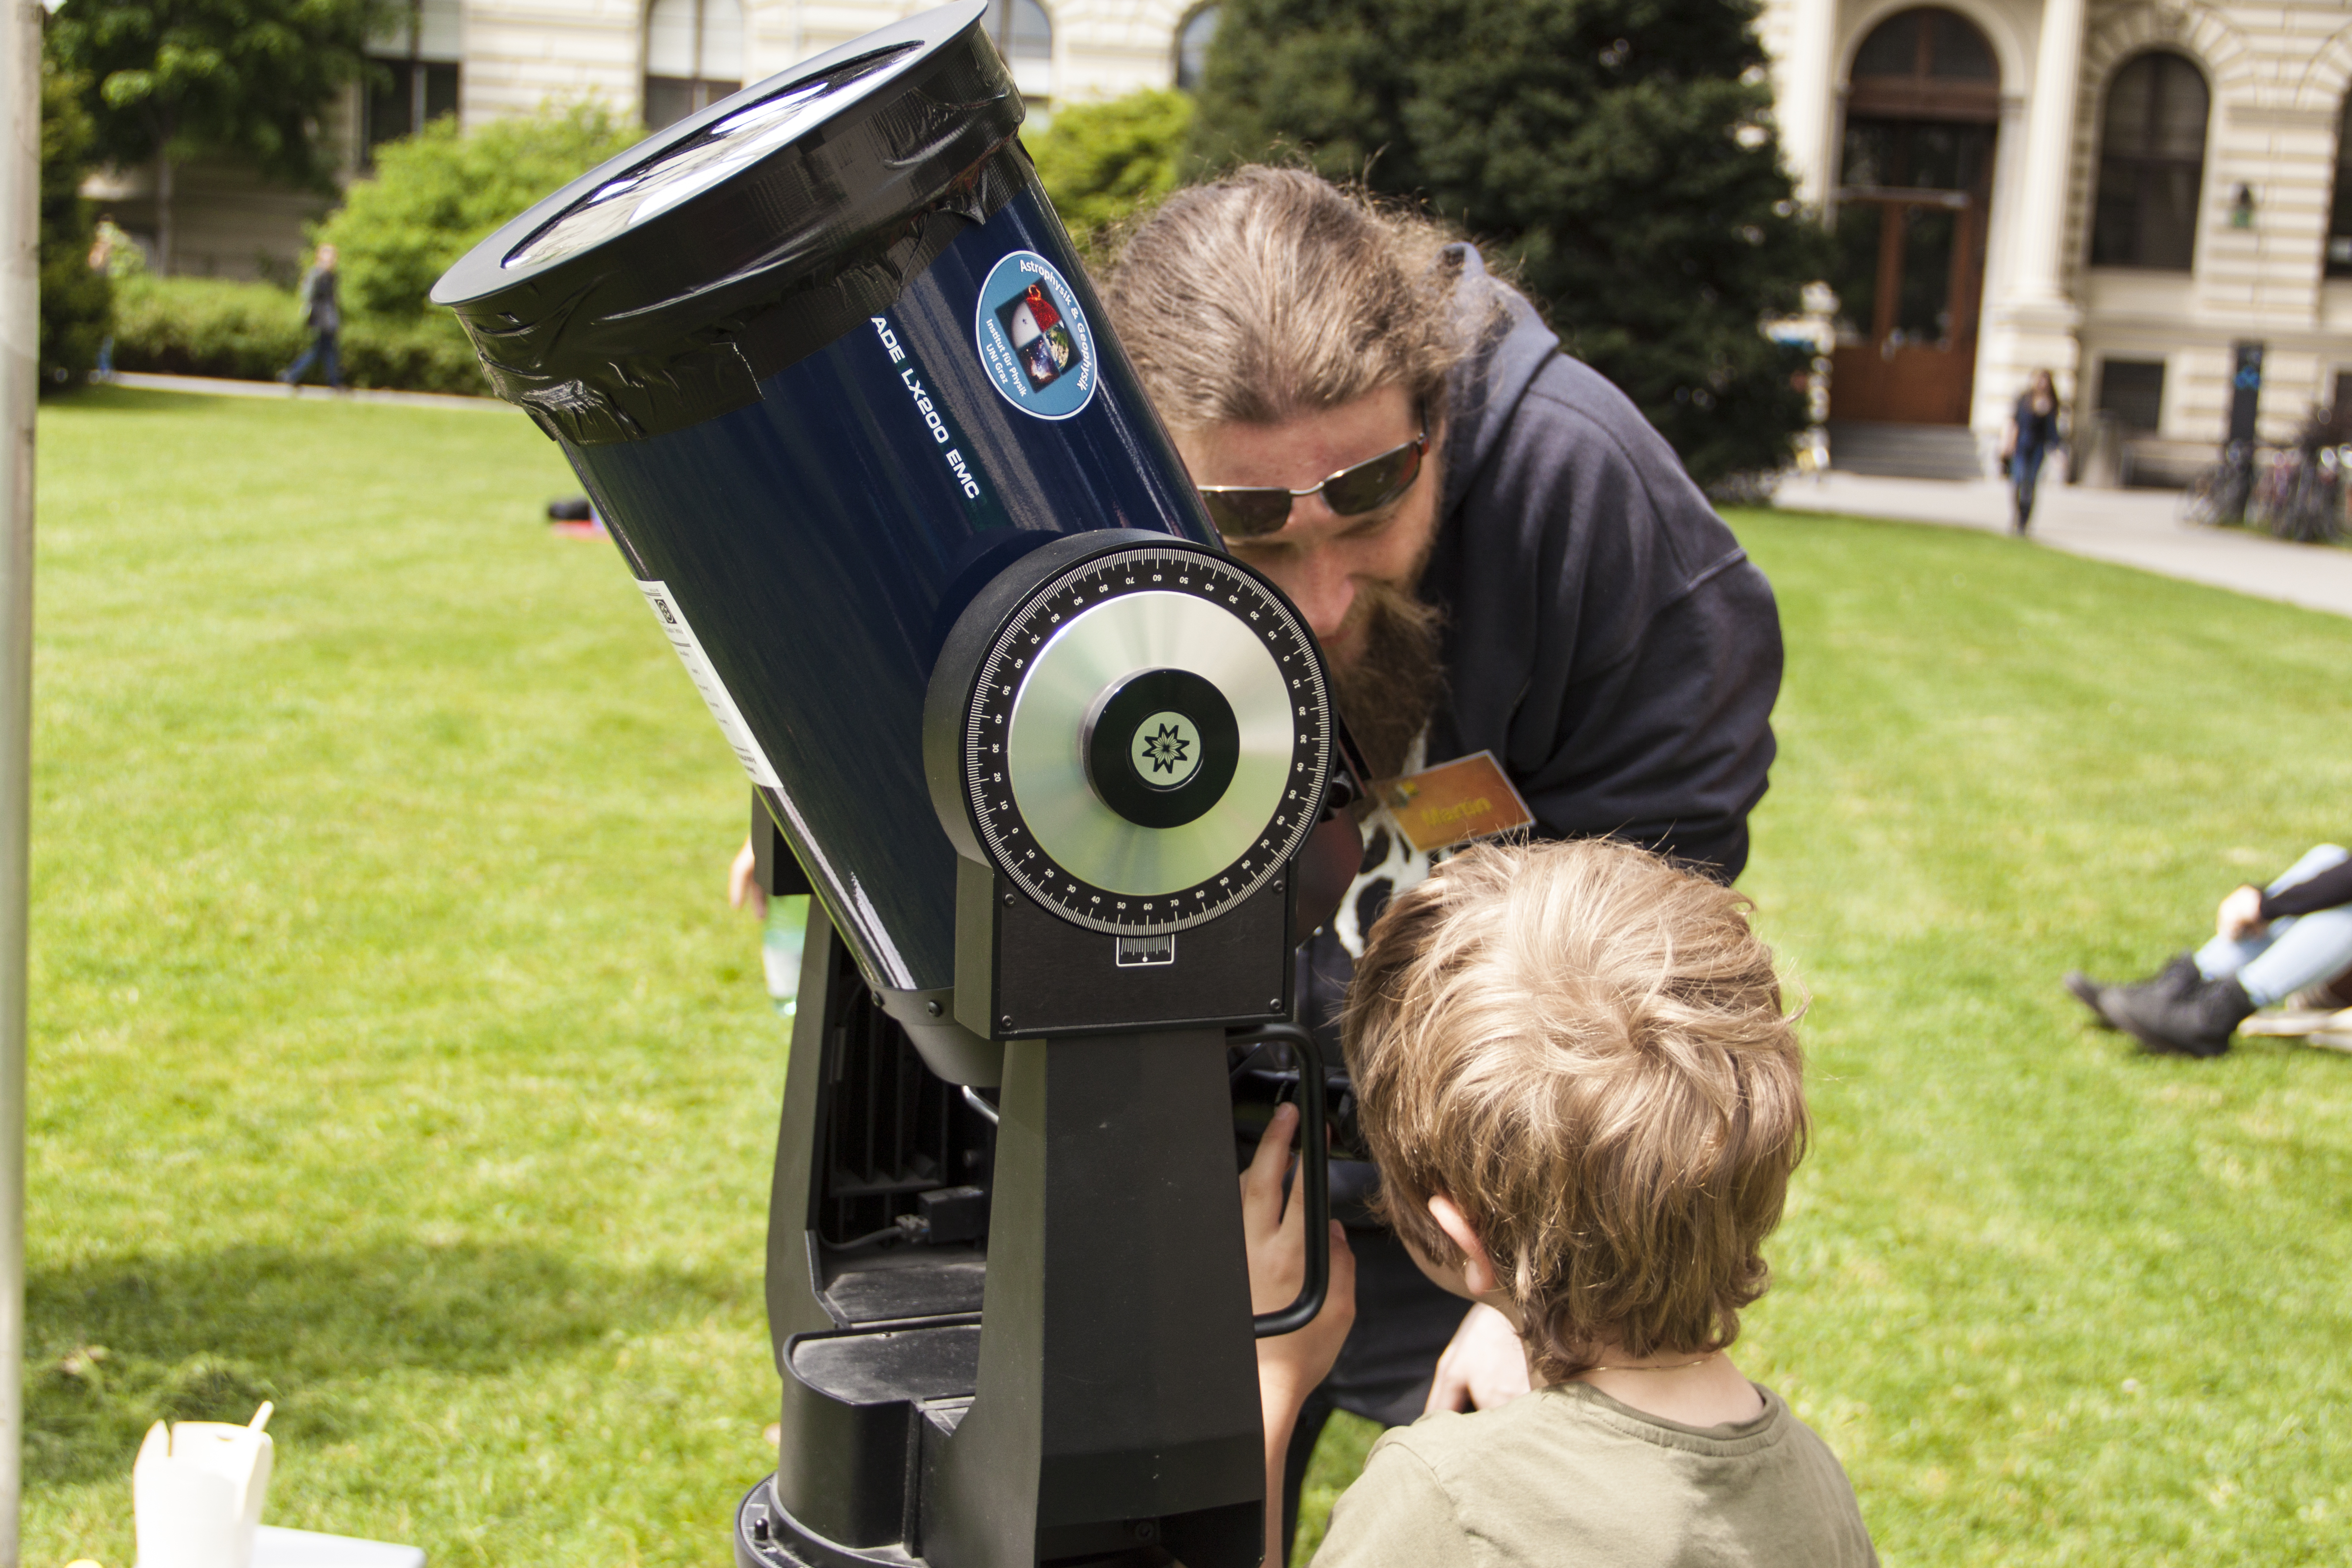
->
[1305, 259, 1786, 1401]
[1419, 247, 1781, 881]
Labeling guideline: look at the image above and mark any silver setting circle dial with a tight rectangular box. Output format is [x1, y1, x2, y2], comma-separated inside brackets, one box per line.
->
[960, 543, 1332, 935]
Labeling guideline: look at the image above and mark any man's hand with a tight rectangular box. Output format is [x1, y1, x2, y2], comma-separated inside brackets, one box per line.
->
[1241, 1102, 1354, 1568]
[2217, 882, 2266, 943]
[1423, 1302, 1532, 1414]
[729, 836, 766, 919]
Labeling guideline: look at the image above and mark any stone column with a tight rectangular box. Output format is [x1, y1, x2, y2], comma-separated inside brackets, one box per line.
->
[1780, 0, 1841, 209]
[1973, 0, 2088, 438]
[2010, 0, 2087, 305]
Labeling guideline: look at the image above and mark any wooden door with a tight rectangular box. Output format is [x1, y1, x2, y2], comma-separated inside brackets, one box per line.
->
[1829, 191, 1988, 425]
[1828, 11, 2002, 427]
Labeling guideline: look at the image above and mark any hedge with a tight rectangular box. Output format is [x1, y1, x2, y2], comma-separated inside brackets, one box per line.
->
[110, 274, 489, 395]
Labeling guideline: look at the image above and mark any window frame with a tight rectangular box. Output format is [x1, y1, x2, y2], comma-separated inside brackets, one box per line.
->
[2088, 49, 2211, 274]
[2325, 94, 2352, 280]
[642, 0, 745, 131]
[1174, 3, 1218, 95]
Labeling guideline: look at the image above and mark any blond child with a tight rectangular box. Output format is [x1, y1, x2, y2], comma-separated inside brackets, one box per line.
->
[1242, 839, 1874, 1565]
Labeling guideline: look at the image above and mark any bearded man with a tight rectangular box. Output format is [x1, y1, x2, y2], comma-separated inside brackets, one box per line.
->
[1101, 166, 1784, 1553]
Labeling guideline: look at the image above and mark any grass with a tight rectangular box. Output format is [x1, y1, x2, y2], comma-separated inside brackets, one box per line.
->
[1723, 504, 2352, 1563]
[1287, 504, 2352, 1565]
[29, 387, 780, 1565]
[25, 388, 2352, 1564]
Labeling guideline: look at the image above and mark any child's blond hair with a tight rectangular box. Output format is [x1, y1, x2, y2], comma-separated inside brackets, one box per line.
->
[1344, 838, 1808, 1384]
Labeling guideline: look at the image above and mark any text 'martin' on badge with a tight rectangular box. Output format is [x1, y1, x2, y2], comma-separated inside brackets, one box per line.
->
[1374, 751, 1535, 855]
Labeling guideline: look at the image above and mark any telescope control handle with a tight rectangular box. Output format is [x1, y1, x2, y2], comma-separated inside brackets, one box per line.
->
[1236, 1023, 1331, 1338]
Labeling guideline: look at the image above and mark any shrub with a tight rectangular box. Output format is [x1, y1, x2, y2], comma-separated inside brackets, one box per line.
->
[109, 275, 488, 394]
[106, 101, 640, 394]
[1028, 89, 1194, 255]
[340, 314, 486, 395]
[109, 276, 305, 381]
[318, 101, 638, 321]
[39, 55, 110, 391]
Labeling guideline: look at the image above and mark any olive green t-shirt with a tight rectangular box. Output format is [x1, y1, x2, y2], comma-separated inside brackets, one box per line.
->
[1312, 1382, 1876, 1567]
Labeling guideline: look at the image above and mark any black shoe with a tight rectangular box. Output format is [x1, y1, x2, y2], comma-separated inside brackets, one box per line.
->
[2106, 973, 2254, 1058]
[2064, 971, 2115, 1027]
[2066, 953, 2196, 1029]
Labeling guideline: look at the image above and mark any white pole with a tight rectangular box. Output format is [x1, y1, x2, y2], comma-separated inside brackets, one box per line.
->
[0, 0, 40, 1561]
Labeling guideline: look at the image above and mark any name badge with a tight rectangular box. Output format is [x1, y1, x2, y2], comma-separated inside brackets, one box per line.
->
[1374, 750, 1535, 854]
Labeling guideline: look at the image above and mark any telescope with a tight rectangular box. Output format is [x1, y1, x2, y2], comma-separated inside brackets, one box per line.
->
[434, 8, 1363, 1563]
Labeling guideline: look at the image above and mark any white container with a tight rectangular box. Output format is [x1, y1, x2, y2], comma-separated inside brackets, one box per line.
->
[133, 1403, 274, 1568]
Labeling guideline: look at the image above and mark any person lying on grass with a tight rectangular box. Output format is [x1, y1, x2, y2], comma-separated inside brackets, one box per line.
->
[1242, 839, 1876, 1566]
[2066, 843, 2352, 1058]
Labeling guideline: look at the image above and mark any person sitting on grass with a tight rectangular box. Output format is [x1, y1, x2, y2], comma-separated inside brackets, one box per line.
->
[2065, 844, 2352, 1058]
[1241, 838, 1876, 1566]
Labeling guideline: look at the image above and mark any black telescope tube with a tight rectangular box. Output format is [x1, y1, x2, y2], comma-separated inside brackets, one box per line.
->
[1233, 1022, 1332, 1338]
[430, 3, 1224, 1000]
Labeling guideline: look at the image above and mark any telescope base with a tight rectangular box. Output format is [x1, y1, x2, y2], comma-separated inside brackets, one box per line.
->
[735, 1474, 1184, 1568]
[735, 1473, 918, 1568]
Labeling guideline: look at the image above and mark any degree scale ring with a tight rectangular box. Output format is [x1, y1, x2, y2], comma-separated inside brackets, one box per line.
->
[960, 543, 1333, 935]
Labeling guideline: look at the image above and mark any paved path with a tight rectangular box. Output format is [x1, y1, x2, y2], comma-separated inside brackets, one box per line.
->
[1776, 471, 2352, 619]
[106, 370, 503, 412]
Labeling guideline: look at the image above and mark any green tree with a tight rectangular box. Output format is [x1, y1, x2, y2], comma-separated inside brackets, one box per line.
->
[1189, 0, 1830, 487]
[47, 0, 385, 274]
[316, 101, 636, 321]
[39, 55, 113, 391]
[1028, 88, 1193, 255]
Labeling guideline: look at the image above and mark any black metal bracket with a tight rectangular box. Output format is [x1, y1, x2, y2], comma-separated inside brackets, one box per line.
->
[1228, 1022, 1330, 1338]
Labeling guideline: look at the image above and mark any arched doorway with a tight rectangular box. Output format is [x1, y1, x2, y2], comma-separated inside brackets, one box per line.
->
[1829, 7, 2001, 425]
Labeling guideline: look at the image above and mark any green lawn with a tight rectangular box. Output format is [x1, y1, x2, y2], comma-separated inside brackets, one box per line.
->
[1726, 502, 2352, 1564]
[25, 388, 2352, 1565]
[29, 387, 779, 1566]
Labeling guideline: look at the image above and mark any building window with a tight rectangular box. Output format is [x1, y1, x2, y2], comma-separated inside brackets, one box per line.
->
[2327, 96, 2352, 278]
[366, 60, 459, 153]
[984, 0, 1053, 101]
[1846, 6, 1998, 118]
[362, 0, 461, 161]
[645, 0, 744, 131]
[2097, 358, 2166, 432]
[1176, 5, 1218, 94]
[2091, 52, 2209, 271]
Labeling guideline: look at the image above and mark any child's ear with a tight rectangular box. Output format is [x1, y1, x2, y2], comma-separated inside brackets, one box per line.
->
[1426, 1193, 1501, 1298]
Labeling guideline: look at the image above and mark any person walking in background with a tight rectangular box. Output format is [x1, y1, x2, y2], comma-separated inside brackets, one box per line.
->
[87, 213, 139, 380]
[2065, 844, 2352, 1057]
[2002, 369, 2061, 535]
[280, 245, 344, 392]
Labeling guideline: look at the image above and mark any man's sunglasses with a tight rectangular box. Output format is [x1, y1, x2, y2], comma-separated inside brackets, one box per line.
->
[1196, 430, 1428, 539]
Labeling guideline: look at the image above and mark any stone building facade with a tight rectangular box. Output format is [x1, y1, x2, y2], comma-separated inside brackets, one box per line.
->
[1760, 0, 2352, 463]
[96, 0, 2352, 466]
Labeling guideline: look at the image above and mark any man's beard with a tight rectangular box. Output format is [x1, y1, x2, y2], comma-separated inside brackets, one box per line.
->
[1329, 575, 1446, 784]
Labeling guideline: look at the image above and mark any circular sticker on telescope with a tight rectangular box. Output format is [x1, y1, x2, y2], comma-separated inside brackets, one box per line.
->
[974, 250, 1098, 420]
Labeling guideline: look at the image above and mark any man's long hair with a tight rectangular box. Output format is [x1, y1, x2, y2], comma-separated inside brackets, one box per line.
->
[1100, 166, 1472, 434]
